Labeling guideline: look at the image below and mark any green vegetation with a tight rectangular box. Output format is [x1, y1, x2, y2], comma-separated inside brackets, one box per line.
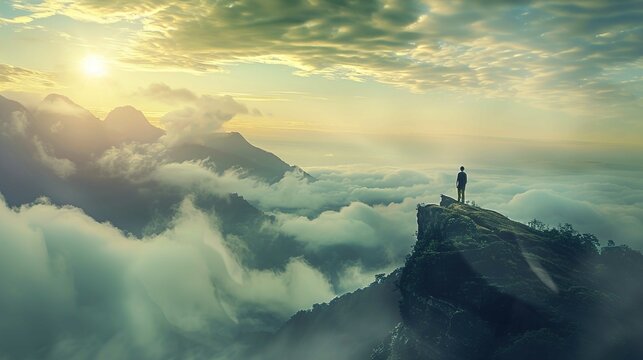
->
[528, 219, 600, 254]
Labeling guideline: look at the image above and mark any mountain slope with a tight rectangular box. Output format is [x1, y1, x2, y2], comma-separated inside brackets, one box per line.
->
[251, 270, 402, 360]
[32, 94, 109, 162]
[166, 132, 312, 183]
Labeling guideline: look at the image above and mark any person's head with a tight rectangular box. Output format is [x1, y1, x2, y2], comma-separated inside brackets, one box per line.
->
[460, 166, 465, 171]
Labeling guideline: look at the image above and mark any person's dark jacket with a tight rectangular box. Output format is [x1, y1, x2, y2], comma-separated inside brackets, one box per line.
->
[457, 171, 467, 189]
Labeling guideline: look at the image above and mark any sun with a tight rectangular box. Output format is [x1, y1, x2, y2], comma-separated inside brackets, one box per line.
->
[82, 55, 107, 77]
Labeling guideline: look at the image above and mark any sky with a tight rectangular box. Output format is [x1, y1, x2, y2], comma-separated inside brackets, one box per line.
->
[0, 0, 642, 157]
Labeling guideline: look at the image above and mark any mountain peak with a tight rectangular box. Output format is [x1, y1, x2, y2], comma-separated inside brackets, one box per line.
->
[104, 105, 164, 143]
[104, 105, 148, 125]
[37, 93, 97, 122]
[227, 131, 244, 139]
[42, 93, 79, 107]
[0, 94, 27, 112]
[207, 131, 250, 145]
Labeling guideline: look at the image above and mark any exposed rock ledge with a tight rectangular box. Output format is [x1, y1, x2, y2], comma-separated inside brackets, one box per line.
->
[374, 195, 643, 360]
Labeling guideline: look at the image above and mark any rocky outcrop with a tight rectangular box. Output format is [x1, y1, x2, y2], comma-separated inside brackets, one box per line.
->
[373, 196, 643, 360]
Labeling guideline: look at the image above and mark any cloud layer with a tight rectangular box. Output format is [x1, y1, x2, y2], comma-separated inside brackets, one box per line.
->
[11, 0, 642, 115]
[148, 160, 643, 250]
[0, 197, 334, 359]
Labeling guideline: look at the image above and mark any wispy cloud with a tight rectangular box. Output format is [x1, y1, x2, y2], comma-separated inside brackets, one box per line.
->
[0, 63, 55, 90]
[12, 0, 643, 115]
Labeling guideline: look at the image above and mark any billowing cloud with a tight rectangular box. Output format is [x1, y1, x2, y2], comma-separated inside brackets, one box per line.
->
[0, 109, 76, 178]
[275, 199, 417, 259]
[148, 159, 643, 249]
[50, 134, 643, 254]
[14, 0, 643, 115]
[0, 196, 334, 359]
[497, 189, 643, 247]
[95, 142, 167, 180]
[158, 89, 248, 145]
[0, 110, 29, 136]
[150, 162, 431, 214]
[136, 82, 198, 104]
[32, 136, 76, 178]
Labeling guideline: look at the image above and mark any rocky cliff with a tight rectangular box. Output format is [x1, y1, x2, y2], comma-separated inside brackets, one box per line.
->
[254, 270, 401, 360]
[373, 195, 643, 360]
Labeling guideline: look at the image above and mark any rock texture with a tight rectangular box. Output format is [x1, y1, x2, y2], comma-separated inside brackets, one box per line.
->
[373, 196, 643, 360]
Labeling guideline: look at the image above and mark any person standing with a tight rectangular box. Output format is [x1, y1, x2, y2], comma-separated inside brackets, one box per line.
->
[456, 166, 467, 203]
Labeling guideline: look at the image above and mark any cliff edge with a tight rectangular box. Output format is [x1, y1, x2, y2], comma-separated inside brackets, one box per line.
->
[373, 196, 643, 360]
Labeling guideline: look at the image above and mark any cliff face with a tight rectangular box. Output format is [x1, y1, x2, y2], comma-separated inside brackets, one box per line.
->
[254, 270, 402, 360]
[374, 196, 643, 360]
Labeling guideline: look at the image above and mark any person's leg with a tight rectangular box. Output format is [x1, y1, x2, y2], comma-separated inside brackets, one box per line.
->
[462, 187, 465, 203]
[457, 188, 463, 202]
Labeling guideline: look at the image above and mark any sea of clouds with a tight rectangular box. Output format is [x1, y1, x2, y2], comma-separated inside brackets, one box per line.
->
[3, 138, 642, 359]
[2, 84, 642, 358]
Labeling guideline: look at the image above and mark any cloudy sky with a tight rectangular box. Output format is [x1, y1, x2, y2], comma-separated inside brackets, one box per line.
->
[1, 0, 641, 151]
[0, 2, 642, 358]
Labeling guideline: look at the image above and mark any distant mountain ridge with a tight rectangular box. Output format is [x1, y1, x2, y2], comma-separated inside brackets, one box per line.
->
[0, 93, 308, 183]
[0, 93, 311, 246]
[167, 132, 313, 183]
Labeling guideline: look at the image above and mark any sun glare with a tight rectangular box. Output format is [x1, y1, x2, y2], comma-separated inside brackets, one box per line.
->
[82, 55, 107, 77]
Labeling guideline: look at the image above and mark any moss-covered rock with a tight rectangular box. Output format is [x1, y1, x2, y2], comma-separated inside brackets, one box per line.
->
[376, 196, 643, 360]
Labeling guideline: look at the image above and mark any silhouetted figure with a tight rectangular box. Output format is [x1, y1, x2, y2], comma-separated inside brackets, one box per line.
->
[456, 166, 467, 203]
